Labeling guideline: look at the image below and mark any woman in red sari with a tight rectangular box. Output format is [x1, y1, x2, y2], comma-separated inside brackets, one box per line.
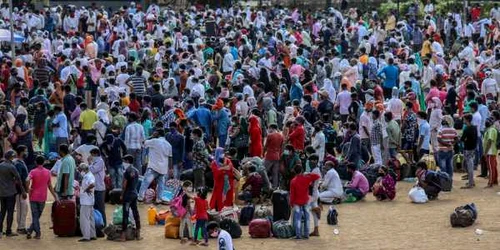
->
[210, 147, 235, 211]
[248, 111, 263, 157]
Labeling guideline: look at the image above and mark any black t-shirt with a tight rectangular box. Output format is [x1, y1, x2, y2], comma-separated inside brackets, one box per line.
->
[461, 125, 478, 150]
[123, 166, 139, 201]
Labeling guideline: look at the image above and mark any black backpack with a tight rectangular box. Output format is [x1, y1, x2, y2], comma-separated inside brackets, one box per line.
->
[238, 204, 255, 226]
[323, 125, 337, 145]
[219, 218, 242, 239]
[327, 206, 338, 225]
[450, 203, 477, 228]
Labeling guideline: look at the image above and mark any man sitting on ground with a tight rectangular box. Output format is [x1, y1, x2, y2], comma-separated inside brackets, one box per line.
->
[319, 161, 344, 204]
[238, 166, 263, 203]
[344, 163, 369, 201]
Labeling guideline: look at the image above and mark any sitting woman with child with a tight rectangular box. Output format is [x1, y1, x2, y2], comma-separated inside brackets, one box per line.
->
[372, 166, 396, 201]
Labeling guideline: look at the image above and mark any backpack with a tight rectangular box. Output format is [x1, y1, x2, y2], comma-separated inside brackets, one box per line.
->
[323, 124, 337, 145]
[239, 204, 255, 226]
[272, 220, 295, 239]
[327, 206, 338, 225]
[450, 203, 477, 228]
[219, 218, 242, 239]
[170, 193, 186, 218]
[436, 171, 452, 192]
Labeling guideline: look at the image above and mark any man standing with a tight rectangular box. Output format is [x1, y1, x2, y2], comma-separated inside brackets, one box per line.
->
[79, 103, 98, 144]
[166, 122, 185, 180]
[102, 134, 127, 189]
[417, 111, 431, 158]
[437, 120, 458, 181]
[120, 155, 142, 241]
[55, 144, 76, 199]
[483, 119, 498, 188]
[461, 114, 478, 189]
[335, 83, 352, 123]
[290, 165, 320, 240]
[124, 113, 145, 173]
[88, 148, 106, 225]
[78, 163, 96, 242]
[377, 58, 399, 99]
[0, 150, 26, 237]
[385, 112, 401, 159]
[264, 124, 284, 189]
[26, 155, 58, 239]
[191, 128, 210, 189]
[370, 110, 384, 165]
[138, 130, 172, 203]
[359, 102, 373, 149]
[52, 105, 69, 149]
[13, 146, 29, 235]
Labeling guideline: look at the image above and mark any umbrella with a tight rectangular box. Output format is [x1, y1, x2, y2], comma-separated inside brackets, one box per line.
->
[0, 29, 25, 43]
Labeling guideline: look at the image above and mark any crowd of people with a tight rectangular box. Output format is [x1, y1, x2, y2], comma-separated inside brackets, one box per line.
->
[1, 0, 500, 247]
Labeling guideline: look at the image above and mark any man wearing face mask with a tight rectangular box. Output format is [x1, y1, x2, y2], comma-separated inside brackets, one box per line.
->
[417, 111, 431, 158]
[102, 134, 127, 189]
[78, 163, 96, 242]
[88, 148, 106, 226]
[280, 144, 300, 191]
[13, 146, 29, 235]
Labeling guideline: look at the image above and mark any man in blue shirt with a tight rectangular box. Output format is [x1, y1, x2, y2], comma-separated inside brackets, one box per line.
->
[212, 102, 230, 148]
[417, 111, 431, 158]
[187, 100, 212, 141]
[166, 122, 185, 180]
[52, 105, 69, 150]
[377, 58, 399, 99]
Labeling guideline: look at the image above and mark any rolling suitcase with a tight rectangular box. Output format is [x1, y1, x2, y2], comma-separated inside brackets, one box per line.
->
[109, 188, 122, 204]
[53, 199, 77, 237]
[272, 190, 290, 222]
[249, 219, 271, 238]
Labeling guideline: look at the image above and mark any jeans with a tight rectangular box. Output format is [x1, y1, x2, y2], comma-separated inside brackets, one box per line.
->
[309, 200, 319, 227]
[172, 164, 181, 180]
[194, 219, 208, 243]
[28, 201, 45, 236]
[16, 194, 28, 230]
[438, 151, 454, 180]
[122, 197, 141, 230]
[127, 149, 143, 174]
[0, 195, 16, 234]
[138, 168, 165, 201]
[179, 212, 192, 239]
[475, 137, 483, 168]
[464, 150, 476, 186]
[345, 188, 365, 200]
[218, 134, 228, 148]
[108, 164, 124, 189]
[292, 205, 310, 239]
[94, 190, 106, 225]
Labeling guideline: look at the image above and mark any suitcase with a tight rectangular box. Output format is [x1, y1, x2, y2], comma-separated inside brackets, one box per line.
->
[239, 204, 255, 226]
[272, 190, 290, 222]
[52, 199, 77, 237]
[109, 188, 122, 205]
[249, 219, 271, 238]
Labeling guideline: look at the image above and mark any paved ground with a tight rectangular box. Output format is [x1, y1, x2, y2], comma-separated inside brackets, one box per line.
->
[2, 170, 500, 250]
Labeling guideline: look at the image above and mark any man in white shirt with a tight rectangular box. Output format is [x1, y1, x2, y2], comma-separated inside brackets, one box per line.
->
[319, 162, 344, 203]
[335, 83, 352, 123]
[222, 47, 234, 75]
[78, 163, 96, 242]
[481, 71, 499, 99]
[138, 129, 172, 203]
[124, 113, 145, 172]
[359, 103, 373, 149]
[207, 223, 233, 250]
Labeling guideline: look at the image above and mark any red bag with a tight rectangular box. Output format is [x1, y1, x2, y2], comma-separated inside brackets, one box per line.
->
[248, 219, 271, 238]
[52, 200, 77, 237]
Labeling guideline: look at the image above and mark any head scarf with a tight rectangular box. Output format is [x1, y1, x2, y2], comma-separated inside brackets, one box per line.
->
[97, 109, 110, 124]
[215, 147, 225, 167]
[212, 98, 224, 111]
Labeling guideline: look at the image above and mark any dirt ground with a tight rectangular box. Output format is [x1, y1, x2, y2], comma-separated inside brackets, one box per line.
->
[2, 171, 500, 250]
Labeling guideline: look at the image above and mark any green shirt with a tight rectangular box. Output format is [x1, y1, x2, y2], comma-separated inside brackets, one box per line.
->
[387, 120, 401, 148]
[483, 127, 498, 156]
[56, 155, 76, 196]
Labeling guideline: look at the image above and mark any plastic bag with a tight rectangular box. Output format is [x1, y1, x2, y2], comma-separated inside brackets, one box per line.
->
[408, 186, 428, 204]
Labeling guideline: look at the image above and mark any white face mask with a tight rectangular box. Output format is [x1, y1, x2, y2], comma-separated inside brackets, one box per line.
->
[123, 163, 131, 169]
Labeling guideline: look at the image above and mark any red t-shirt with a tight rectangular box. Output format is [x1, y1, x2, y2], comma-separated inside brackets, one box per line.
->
[194, 197, 209, 220]
[28, 166, 51, 202]
[128, 100, 141, 113]
[290, 173, 320, 206]
[288, 125, 305, 151]
[265, 132, 284, 161]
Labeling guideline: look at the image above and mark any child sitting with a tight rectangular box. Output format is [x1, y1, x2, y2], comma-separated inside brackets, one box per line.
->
[238, 166, 263, 203]
[179, 181, 193, 244]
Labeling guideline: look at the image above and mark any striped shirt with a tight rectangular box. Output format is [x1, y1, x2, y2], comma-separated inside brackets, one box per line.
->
[33, 67, 51, 85]
[124, 122, 145, 150]
[437, 127, 458, 151]
[128, 75, 146, 96]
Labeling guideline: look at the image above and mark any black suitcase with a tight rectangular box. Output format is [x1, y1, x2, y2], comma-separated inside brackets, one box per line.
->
[272, 190, 290, 222]
[109, 188, 122, 205]
[239, 204, 255, 226]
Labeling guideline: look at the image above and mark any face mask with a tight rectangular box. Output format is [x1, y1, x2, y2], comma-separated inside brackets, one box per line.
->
[123, 163, 131, 169]
[378, 172, 385, 177]
[283, 150, 290, 156]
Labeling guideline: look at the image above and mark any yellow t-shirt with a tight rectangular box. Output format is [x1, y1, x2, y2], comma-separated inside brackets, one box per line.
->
[79, 109, 98, 130]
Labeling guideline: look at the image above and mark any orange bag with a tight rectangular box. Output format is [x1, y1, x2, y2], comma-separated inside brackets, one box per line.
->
[165, 214, 181, 226]
[156, 210, 170, 223]
[164, 223, 180, 239]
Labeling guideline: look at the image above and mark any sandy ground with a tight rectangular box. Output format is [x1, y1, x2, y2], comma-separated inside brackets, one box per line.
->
[2, 171, 500, 250]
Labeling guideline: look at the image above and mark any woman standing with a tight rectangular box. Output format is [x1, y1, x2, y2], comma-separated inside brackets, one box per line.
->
[210, 148, 235, 211]
[13, 113, 34, 168]
[248, 111, 263, 157]
[43, 110, 56, 154]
